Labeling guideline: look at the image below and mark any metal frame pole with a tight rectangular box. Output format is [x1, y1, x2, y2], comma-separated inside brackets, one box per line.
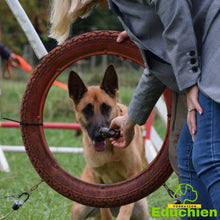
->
[5, 0, 48, 59]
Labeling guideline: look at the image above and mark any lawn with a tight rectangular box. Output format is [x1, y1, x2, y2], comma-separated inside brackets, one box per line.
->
[0, 67, 179, 220]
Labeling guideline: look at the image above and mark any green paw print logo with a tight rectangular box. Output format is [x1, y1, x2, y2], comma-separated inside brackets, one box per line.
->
[173, 184, 198, 204]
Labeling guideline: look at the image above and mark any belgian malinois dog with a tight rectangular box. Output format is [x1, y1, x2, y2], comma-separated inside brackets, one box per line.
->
[68, 65, 149, 220]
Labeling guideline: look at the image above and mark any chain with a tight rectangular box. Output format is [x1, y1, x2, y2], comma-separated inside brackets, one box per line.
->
[0, 179, 44, 220]
[26, 179, 44, 194]
[163, 183, 181, 204]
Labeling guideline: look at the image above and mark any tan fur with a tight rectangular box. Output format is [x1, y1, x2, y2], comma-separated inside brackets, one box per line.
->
[68, 66, 149, 220]
[49, 0, 108, 44]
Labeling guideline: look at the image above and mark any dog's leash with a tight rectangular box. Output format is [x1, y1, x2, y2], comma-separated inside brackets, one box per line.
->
[0, 180, 44, 220]
[163, 183, 181, 204]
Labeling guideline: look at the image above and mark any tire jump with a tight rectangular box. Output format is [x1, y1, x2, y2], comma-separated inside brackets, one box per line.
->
[20, 31, 173, 208]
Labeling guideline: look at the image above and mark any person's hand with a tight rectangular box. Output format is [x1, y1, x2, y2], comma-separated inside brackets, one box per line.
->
[186, 84, 203, 141]
[110, 113, 136, 148]
[116, 30, 129, 43]
[9, 53, 16, 62]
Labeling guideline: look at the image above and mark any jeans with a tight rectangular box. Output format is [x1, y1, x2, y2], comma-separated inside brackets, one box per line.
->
[177, 91, 220, 219]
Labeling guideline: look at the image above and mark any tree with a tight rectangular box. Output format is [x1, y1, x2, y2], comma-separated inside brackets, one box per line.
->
[0, 0, 50, 54]
[0, 1, 123, 55]
[71, 8, 123, 36]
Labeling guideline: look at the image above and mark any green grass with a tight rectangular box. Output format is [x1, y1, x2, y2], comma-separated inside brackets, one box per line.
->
[0, 152, 179, 220]
[0, 70, 179, 219]
[0, 153, 80, 220]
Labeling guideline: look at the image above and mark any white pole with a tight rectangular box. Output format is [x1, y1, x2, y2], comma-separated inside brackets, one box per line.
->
[0, 147, 10, 172]
[5, 0, 48, 59]
[155, 97, 167, 125]
[0, 145, 83, 154]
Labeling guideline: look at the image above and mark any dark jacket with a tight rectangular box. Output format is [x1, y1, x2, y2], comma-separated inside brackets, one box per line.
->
[0, 43, 12, 60]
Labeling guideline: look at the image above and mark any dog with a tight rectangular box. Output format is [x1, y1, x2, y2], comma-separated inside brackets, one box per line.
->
[68, 65, 149, 220]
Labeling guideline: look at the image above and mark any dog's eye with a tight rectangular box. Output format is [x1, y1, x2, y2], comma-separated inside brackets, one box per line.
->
[82, 103, 94, 119]
[101, 103, 112, 116]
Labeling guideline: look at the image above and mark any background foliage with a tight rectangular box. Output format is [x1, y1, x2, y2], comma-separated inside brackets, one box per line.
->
[0, 0, 123, 55]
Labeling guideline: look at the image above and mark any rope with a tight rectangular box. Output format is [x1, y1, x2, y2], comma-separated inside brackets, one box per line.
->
[0, 210, 14, 220]
[2, 117, 43, 126]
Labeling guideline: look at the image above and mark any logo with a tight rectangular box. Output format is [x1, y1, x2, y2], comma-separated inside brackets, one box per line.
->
[174, 183, 198, 204]
[152, 183, 217, 218]
[168, 183, 200, 208]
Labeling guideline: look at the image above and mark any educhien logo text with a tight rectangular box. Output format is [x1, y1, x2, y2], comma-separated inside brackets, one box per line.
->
[152, 184, 217, 218]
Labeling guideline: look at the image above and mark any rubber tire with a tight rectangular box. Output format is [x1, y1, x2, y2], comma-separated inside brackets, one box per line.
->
[20, 30, 173, 207]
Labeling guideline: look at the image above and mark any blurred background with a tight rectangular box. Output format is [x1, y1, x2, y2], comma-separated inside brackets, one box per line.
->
[0, 0, 123, 66]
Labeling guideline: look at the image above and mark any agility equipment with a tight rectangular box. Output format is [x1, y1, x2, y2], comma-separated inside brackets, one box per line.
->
[20, 31, 173, 207]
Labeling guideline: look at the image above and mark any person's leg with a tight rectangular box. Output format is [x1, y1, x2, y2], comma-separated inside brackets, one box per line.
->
[192, 91, 220, 218]
[177, 122, 214, 220]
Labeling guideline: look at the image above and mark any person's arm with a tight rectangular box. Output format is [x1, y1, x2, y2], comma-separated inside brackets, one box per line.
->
[116, 31, 166, 125]
[110, 31, 166, 147]
[110, 68, 166, 147]
[128, 68, 166, 125]
[150, 0, 200, 91]
[150, 0, 204, 139]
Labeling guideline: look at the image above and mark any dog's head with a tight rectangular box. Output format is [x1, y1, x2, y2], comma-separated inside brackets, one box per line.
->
[68, 65, 120, 152]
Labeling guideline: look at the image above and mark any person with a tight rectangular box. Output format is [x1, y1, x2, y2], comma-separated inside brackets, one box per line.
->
[0, 43, 16, 78]
[108, 1, 220, 219]
[49, 0, 220, 219]
[0, 43, 15, 61]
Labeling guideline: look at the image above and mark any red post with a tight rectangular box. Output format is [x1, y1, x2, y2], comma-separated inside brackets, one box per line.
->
[0, 122, 81, 130]
[143, 111, 154, 140]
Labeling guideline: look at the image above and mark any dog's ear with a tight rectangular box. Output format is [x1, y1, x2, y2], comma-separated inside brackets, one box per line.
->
[100, 65, 118, 98]
[68, 71, 88, 105]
